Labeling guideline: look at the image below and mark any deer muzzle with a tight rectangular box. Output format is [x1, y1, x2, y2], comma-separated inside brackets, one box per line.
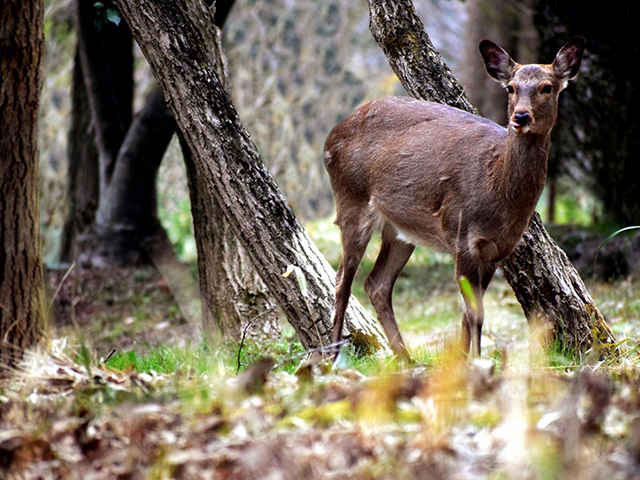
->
[510, 110, 532, 134]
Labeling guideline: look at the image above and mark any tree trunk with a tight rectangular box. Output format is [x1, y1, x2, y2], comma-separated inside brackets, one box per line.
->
[71, 0, 173, 267]
[76, 0, 133, 193]
[180, 135, 279, 342]
[0, 0, 46, 368]
[85, 86, 174, 266]
[172, 12, 279, 342]
[172, 16, 280, 342]
[59, 50, 100, 262]
[62, 0, 276, 342]
[114, 0, 388, 353]
[367, 0, 615, 354]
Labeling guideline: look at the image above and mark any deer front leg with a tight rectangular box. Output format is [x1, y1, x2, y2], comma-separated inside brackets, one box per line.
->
[456, 254, 496, 357]
[461, 289, 485, 357]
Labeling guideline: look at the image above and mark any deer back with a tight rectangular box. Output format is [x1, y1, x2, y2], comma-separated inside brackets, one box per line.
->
[325, 96, 516, 256]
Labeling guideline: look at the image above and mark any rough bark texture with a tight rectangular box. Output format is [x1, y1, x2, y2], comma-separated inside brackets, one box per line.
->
[367, 0, 615, 354]
[114, 0, 387, 352]
[0, 0, 46, 368]
[368, 1, 477, 115]
[61, 0, 274, 342]
[172, 8, 280, 342]
[504, 214, 614, 351]
[169, 26, 280, 342]
[175, 6, 279, 342]
[181, 134, 278, 342]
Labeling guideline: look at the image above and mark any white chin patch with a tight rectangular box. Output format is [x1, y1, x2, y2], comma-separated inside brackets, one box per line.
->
[510, 122, 530, 134]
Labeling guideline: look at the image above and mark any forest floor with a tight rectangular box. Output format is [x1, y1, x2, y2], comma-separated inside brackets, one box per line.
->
[2, 221, 640, 479]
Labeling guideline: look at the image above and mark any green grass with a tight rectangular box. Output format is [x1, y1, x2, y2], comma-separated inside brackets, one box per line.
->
[102, 341, 251, 376]
[105, 347, 211, 374]
[306, 214, 457, 331]
[101, 337, 441, 380]
[84, 213, 640, 383]
[103, 334, 307, 377]
[546, 340, 581, 369]
[61, 207, 462, 380]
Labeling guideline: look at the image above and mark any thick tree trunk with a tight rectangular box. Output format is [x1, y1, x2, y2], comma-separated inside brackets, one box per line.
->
[175, 11, 279, 342]
[173, 16, 279, 342]
[114, 0, 388, 352]
[367, 0, 615, 354]
[0, 0, 46, 368]
[181, 136, 279, 342]
[62, 0, 274, 342]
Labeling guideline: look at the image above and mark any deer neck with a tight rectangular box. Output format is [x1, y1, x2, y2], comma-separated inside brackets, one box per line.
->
[494, 131, 550, 206]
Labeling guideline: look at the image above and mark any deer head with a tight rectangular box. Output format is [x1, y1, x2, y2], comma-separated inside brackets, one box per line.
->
[480, 38, 585, 135]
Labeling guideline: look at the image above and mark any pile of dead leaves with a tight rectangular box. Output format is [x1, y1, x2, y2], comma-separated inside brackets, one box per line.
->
[3, 341, 640, 479]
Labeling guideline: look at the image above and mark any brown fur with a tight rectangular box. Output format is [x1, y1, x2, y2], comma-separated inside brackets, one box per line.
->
[325, 38, 585, 360]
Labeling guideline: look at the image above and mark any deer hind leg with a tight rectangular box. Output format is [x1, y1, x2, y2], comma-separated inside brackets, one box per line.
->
[331, 206, 376, 359]
[364, 222, 414, 361]
[456, 253, 496, 357]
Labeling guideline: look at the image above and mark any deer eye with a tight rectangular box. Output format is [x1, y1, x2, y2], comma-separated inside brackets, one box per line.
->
[540, 84, 553, 94]
[506, 85, 515, 94]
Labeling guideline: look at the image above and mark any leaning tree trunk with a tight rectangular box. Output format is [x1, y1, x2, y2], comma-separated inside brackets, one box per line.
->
[181, 135, 279, 342]
[167, 14, 280, 342]
[63, 0, 275, 341]
[367, 0, 615, 354]
[171, 5, 280, 342]
[0, 0, 46, 369]
[114, 0, 388, 353]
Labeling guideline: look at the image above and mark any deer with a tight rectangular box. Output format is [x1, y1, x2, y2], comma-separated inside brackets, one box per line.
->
[324, 38, 585, 361]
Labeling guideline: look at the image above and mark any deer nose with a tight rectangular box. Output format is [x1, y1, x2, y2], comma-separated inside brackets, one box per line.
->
[513, 111, 531, 126]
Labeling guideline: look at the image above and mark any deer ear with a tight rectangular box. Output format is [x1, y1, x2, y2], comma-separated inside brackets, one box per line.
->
[479, 40, 516, 85]
[553, 37, 585, 88]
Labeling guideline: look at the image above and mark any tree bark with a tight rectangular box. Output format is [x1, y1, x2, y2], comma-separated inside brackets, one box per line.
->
[59, 50, 100, 262]
[367, 0, 615, 354]
[85, 86, 175, 266]
[71, 0, 174, 267]
[172, 7, 279, 342]
[114, 0, 388, 353]
[180, 134, 278, 342]
[0, 0, 46, 368]
[76, 0, 133, 194]
[61, 0, 276, 342]
[171, 12, 279, 342]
